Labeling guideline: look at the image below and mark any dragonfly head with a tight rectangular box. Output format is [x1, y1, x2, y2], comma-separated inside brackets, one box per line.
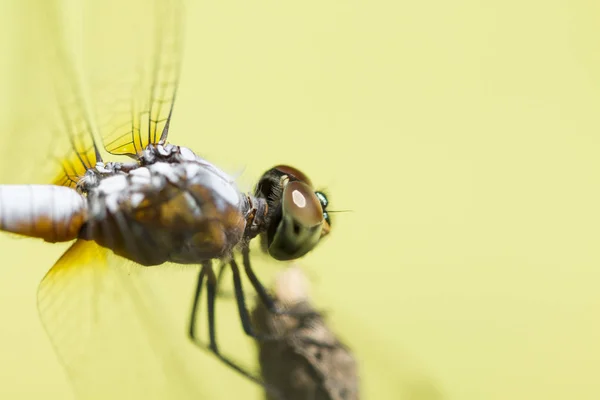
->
[254, 165, 330, 261]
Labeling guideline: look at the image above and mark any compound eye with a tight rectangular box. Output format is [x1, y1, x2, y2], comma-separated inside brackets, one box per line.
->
[321, 212, 331, 237]
[273, 165, 313, 187]
[315, 191, 329, 209]
[266, 181, 325, 261]
[282, 181, 323, 228]
[255, 165, 313, 202]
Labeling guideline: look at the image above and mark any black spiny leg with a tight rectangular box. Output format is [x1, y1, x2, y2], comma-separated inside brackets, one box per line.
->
[205, 266, 285, 399]
[230, 258, 288, 342]
[188, 261, 283, 399]
[240, 249, 337, 349]
[242, 248, 320, 318]
[188, 265, 206, 343]
[215, 261, 233, 299]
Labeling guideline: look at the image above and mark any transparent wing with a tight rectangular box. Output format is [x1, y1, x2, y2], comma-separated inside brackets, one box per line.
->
[37, 239, 204, 400]
[25, 0, 183, 186]
[28, 0, 102, 188]
[85, 0, 183, 158]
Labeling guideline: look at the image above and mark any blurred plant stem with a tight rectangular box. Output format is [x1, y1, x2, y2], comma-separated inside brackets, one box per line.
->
[252, 265, 360, 400]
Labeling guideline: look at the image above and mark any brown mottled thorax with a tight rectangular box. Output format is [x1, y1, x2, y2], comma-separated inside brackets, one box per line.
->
[79, 144, 254, 266]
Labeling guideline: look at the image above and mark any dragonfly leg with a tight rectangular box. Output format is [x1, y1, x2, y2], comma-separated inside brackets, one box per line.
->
[204, 267, 285, 400]
[229, 258, 289, 342]
[241, 249, 320, 319]
[240, 250, 340, 349]
[215, 261, 233, 299]
[188, 266, 206, 341]
[188, 263, 283, 395]
[216, 261, 227, 287]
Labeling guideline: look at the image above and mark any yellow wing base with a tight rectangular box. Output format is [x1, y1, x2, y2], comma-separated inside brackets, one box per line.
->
[37, 240, 204, 400]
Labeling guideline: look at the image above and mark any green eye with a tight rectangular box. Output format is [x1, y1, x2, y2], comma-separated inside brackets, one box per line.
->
[267, 181, 324, 261]
[314, 191, 331, 235]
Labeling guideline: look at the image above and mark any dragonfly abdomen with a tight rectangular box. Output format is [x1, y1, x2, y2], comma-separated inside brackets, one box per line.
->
[0, 185, 87, 243]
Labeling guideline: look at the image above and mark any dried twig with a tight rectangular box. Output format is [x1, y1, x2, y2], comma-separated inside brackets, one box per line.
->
[252, 265, 360, 400]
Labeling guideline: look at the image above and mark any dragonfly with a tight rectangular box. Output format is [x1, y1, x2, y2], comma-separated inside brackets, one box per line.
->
[0, 0, 331, 398]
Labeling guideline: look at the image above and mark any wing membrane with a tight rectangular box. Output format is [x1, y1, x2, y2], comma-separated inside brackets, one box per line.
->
[87, 0, 183, 158]
[32, 2, 204, 397]
[29, 0, 102, 188]
[38, 239, 203, 399]
[27, 0, 183, 184]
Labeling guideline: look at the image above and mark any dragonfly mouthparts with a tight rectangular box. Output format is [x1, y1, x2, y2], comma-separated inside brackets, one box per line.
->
[242, 194, 269, 240]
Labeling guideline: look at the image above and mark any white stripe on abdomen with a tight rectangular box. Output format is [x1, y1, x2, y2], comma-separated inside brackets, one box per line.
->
[0, 185, 87, 242]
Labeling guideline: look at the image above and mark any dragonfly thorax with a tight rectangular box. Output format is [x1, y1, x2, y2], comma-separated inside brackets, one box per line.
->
[79, 146, 252, 266]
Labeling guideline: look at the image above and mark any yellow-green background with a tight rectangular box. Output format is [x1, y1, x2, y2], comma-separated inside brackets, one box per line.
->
[1, 0, 600, 399]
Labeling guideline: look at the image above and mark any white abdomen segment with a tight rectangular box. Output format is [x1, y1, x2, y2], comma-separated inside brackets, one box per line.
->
[0, 185, 87, 242]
